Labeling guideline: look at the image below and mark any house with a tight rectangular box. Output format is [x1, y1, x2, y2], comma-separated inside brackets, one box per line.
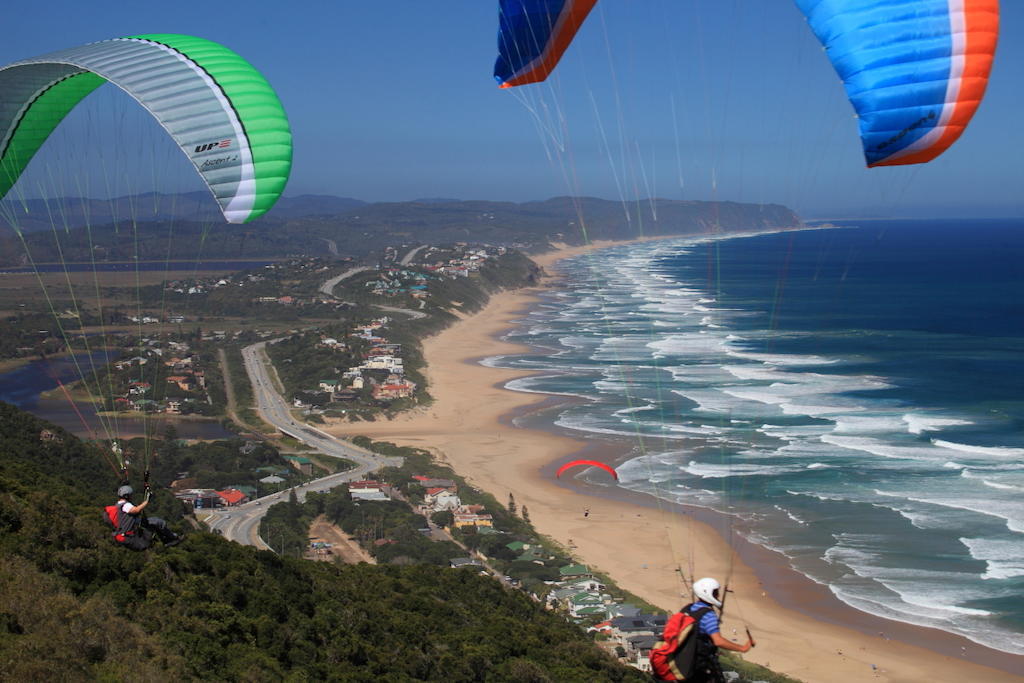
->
[626, 635, 658, 672]
[350, 489, 389, 501]
[559, 564, 592, 580]
[215, 489, 248, 507]
[565, 578, 606, 593]
[259, 475, 287, 485]
[449, 557, 483, 569]
[227, 485, 257, 499]
[547, 586, 581, 606]
[166, 376, 194, 392]
[452, 513, 493, 529]
[349, 480, 389, 501]
[423, 482, 458, 497]
[165, 400, 182, 414]
[573, 605, 608, 619]
[175, 489, 222, 509]
[606, 604, 642, 619]
[429, 490, 461, 512]
[609, 615, 668, 641]
[517, 547, 547, 563]
[39, 429, 61, 442]
[318, 379, 339, 393]
[130, 399, 158, 412]
[128, 382, 151, 395]
[371, 378, 415, 401]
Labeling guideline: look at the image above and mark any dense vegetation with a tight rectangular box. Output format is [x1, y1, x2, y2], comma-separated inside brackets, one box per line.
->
[0, 402, 651, 680]
[260, 486, 465, 566]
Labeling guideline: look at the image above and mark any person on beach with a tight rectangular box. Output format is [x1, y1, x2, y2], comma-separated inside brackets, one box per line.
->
[683, 577, 754, 682]
[104, 484, 180, 550]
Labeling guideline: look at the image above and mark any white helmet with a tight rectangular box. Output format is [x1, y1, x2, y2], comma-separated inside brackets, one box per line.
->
[692, 577, 722, 607]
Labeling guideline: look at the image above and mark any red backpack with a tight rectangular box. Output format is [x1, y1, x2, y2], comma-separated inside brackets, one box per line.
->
[103, 504, 130, 544]
[650, 604, 713, 681]
[103, 504, 153, 551]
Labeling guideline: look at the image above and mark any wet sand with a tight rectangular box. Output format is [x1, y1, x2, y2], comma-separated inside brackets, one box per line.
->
[326, 240, 1024, 683]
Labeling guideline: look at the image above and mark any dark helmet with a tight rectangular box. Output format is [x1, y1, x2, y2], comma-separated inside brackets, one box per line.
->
[117, 485, 134, 498]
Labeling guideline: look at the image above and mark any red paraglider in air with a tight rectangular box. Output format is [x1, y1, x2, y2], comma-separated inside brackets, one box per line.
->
[555, 460, 618, 481]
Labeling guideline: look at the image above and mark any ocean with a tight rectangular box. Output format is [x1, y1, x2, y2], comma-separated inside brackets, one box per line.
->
[490, 219, 1024, 655]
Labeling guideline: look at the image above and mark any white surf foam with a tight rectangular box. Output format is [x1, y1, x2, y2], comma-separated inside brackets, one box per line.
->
[876, 489, 1024, 534]
[503, 376, 592, 400]
[961, 469, 1024, 492]
[832, 415, 907, 434]
[682, 461, 806, 479]
[959, 537, 1024, 580]
[932, 439, 1024, 458]
[903, 414, 974, 435]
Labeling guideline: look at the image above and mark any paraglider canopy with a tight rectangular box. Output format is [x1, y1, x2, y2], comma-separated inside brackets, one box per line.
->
[556, 459, 618, 481]
[494, 0, 598, 88]
[493, 0, 999, 167]
[0, 34, 292, 223]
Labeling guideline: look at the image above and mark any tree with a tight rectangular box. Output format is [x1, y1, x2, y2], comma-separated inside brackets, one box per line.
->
[508, 492, 516, 515]
[521, 505, 530, 523]
[431, 510, 453, 529]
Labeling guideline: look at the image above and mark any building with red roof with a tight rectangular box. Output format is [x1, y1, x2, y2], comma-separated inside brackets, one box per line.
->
[215, 488, 248, 506]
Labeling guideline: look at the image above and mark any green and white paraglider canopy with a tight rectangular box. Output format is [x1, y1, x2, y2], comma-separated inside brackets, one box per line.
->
[0, 33, 292, 223]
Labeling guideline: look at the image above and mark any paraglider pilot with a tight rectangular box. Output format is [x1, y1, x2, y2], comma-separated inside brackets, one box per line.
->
[106, 484, 180, 550]
[687, 577, 754, 681]
[653, 577, 755, 682]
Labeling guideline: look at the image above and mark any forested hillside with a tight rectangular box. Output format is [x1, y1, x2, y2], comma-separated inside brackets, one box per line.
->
[0, 402, 647, 681]
[1, 195, 800, 265]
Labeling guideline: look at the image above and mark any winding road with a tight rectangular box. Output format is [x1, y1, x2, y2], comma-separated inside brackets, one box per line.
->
[205, 340, 401, 549]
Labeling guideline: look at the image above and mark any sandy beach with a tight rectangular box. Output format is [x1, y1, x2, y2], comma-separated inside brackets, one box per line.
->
[326, 240, 1024, 683]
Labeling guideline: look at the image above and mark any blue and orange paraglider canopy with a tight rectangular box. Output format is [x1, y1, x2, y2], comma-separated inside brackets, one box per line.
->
[556, 459, 618, 481]
[493, 0, 999, 168]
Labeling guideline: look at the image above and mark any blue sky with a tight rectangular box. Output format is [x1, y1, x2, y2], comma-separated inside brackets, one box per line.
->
[5, 2, 1023, 219]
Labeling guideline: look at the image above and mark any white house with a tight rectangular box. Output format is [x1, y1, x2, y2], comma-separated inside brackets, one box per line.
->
[429, 491, 461, 512]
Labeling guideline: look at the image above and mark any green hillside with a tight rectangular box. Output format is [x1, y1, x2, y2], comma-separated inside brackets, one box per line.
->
[0, 402, 647, 681]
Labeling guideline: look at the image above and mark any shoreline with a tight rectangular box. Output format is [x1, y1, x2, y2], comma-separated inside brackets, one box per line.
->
[326, 237, 1024, 682]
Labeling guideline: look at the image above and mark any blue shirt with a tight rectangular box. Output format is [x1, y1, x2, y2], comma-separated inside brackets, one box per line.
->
[688, 601, 720, 637]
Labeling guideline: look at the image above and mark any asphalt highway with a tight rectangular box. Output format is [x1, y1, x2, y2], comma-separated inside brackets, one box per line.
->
[205, 341, 401, 550]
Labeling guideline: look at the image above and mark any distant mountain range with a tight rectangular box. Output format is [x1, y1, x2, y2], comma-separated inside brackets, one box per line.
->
[0, 192, 368, 232]
[0, 193, 802, 265]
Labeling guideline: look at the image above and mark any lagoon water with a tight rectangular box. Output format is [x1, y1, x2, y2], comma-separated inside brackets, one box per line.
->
[0, 352, 233, 441]
[491, 220, 1024, 654]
